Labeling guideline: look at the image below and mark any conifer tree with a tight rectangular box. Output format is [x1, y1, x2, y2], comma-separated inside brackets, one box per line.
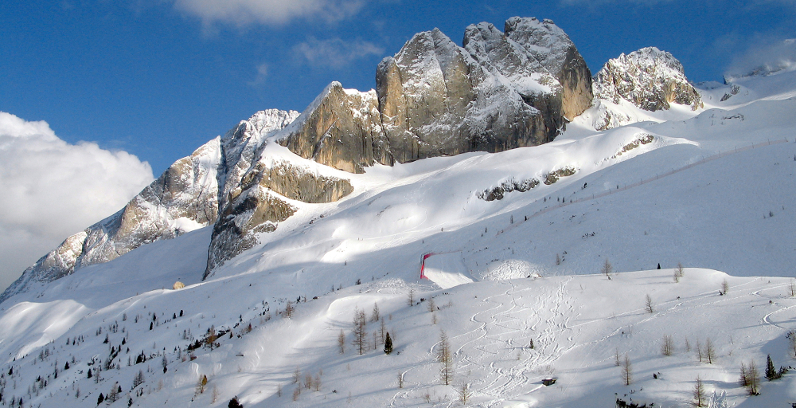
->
[384, 332, 393, 355]
[765, 354, 779, 380]
[228, 396, 243, 408]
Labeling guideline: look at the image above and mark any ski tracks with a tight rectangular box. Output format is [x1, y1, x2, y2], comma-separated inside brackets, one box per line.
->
[451, 277, 577, 406]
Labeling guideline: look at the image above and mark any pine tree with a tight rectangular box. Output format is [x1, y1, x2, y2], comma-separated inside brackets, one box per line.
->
[228, 396, 243, 408]
[765, 354, 779, 380]
[384, 332, 393, 355]
[97, 393, 104, 405]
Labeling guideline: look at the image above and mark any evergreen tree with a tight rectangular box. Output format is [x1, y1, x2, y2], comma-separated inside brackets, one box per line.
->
[384, 332, 393, 355]
[97, 393, 104, 405]
[765, 354, 779, 380]
[228, 396, 243, 408]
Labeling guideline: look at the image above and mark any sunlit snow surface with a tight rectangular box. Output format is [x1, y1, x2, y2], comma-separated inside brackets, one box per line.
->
[1, 70, 796, 407]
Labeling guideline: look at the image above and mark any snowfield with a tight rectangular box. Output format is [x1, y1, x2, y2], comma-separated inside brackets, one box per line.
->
[1, 70, 796, 407]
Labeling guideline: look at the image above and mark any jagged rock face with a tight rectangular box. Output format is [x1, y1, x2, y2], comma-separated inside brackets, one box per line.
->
[282, 17, 593, 174]
[377, 29, 478, 161]
[220, 109, 300, 209]
[205, 160, 353, 278]
[78, 137, 223, 268]
[0, 138, 225, 303]
[205, 187, 296, 275]
[593, 47, 701, 112]
[279, 83, 388, 173]
[504, 17, 593, 120]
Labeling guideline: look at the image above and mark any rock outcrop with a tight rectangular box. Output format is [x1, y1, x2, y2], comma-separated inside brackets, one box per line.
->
[504, 17, 593, 120]
[2, 17, 596, 301]
[590, 47, 702, 129]
[205, 159, 353, 276]
[279, 83, 389, 174]
[281, 17, 593, 173]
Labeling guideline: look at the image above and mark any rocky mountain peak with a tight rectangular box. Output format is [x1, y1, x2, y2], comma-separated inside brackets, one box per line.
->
[3, 17, 596, 301]
[503, 17, 593, 119]
[593, 46, 701, 112]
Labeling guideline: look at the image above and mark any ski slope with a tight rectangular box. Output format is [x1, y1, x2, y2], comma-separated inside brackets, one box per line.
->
[0, 70, 795, 407]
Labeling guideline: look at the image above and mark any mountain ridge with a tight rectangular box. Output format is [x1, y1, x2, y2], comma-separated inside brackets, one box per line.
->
[1, 18, 704, 304]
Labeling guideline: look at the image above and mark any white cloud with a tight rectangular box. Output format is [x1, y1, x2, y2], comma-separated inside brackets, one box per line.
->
[172, 0, 365, 27]
[248, 63, 269, 86]
[725, 38, 796, 78]
[294, 37, 384, 68]
[0, 112, 154, 291]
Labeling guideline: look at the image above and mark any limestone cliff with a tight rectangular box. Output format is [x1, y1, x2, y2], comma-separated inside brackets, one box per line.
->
[590, 47, 702, 129]
[281, 17, 593, 173]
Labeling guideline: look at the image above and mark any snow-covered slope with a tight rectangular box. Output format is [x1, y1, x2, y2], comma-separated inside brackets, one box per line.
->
[0, 58, 795, 408]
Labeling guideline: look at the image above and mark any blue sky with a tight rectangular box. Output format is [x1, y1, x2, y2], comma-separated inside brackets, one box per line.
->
[2, 0, 794, 175]
[0, 0, 794, 290]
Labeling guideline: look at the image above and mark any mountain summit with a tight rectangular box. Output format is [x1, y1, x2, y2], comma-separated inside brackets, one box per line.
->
[1, 17, 598, 301]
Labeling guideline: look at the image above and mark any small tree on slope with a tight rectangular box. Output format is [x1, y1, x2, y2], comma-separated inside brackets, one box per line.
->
[765, 354, 780, 380]
[384, 332, 393, 355]
[621, 355, 632, 386]
[693, 376, 705, 407]
[602, 259, 613, 280]
[437, 331, 453, 385]
[352, 308, 367, 355]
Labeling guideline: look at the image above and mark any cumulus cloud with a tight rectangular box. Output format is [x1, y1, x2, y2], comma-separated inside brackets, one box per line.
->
[294, 37, 384, 68]
[172, 0, 365, 27]
[0, 112, 154, 291]
[725, 38, 796, 78]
